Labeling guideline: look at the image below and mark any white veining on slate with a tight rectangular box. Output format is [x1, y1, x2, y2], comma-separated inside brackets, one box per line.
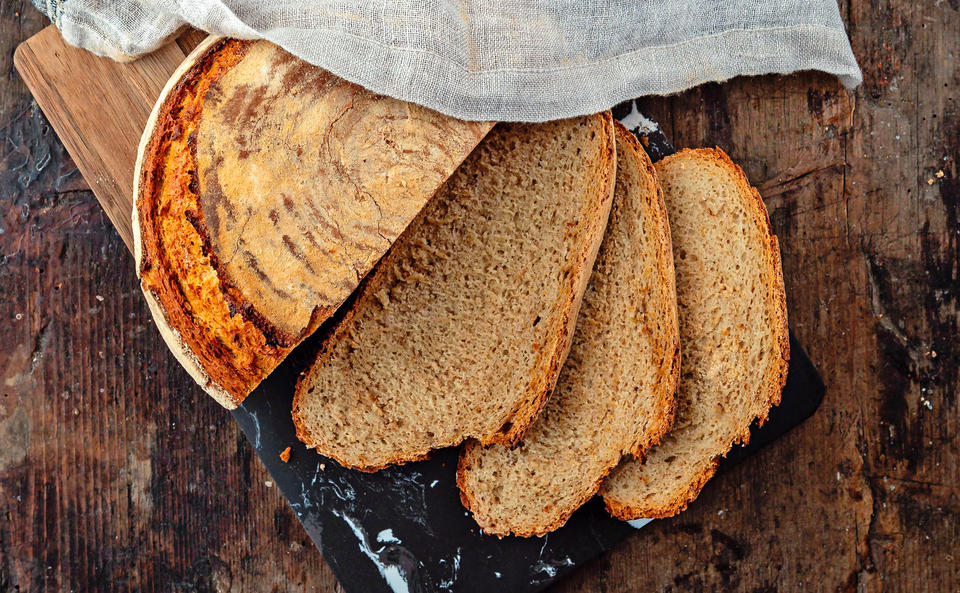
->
[377, 529, 400, 544]
[531, 534, 575, 583]
[619, 100, 658, 134]
[247, 409, 262, 449]
[374, 466, 433, 534]
[334, 509, 418, 593]
[436, 546, 461, 589]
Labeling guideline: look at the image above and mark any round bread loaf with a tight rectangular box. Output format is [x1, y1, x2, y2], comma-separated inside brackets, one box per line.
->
[133, 37, 491, 407]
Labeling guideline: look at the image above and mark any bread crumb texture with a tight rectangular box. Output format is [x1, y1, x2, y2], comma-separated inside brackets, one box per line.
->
[135, 38, 490, 405]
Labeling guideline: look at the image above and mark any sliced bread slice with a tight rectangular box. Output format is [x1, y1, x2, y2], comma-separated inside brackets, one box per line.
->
[456, 122, 681, 537]
[600, 148, 789, 520]
[292, 114, 616, 471]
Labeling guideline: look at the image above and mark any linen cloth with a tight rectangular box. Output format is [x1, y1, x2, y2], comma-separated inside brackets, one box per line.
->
[32, 0, 861, 122]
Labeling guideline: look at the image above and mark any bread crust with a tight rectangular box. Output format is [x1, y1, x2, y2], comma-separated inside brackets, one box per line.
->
[600, 147, 790, 521]
[134, 36, 255, 408]
[292, 113, 617, 470]
[603, 458, 720, 520]
[456, 122, 680, 537]
[134, 38, 491, 407]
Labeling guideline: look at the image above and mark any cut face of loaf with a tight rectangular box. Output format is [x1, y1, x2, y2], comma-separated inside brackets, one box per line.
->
[134, 37, 492, 407]
[601, 148, 789, 520]
[292, 114, 616, 471]
[457, 122, 681, 537]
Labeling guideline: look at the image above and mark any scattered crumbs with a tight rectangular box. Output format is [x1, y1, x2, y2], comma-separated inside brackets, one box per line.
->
[931, 350, 938, 358]
[319, 463, 326, 471]
[717, 509, 725, 516]
[265, 480, 273, 488]
[289, 541, 303, 552]
[280, 447, 292, 463]
[72, 408, 79, 415]
[494, 572, 502, 579]
[928, 178, 936, 185]
[14, 313, 22, 320]
[837, 471, 842, 481]
[95, 295, 104, 302]
[936, 170, 945, 178]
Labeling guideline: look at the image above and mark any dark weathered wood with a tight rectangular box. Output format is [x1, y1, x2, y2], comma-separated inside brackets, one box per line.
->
[0, 0, 958, 592]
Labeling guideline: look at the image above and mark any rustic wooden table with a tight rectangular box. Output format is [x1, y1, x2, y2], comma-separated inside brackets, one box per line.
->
[0, 2, 957, 591]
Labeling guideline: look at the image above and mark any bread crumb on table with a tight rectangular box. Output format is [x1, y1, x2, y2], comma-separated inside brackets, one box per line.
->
[280, 447, 291, 463]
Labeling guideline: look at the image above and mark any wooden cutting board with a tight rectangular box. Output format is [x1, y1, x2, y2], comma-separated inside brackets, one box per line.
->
[13, 25, 207, 252]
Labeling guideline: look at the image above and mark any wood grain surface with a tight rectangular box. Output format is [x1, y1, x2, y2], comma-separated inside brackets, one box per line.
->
[0, 0, 958, 591]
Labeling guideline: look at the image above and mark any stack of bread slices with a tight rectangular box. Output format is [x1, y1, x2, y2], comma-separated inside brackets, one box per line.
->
[290, 114, 790, 536]
[135, 39, 789, 538]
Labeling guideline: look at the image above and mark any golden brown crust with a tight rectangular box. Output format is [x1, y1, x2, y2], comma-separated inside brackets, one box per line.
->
[603, 458, 720, 520]
[136, 38, 274, 407]
[292, 112, 617, 471]
[135, 38, 492, 406]
[600, 147, 789, 521]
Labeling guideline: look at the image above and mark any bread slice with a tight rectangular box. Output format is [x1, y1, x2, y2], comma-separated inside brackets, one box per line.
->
[456, 122, 681, 537]
[600, 148, 789, 520]
[292, 113, 616, 471]
[134, 37, 491, 408]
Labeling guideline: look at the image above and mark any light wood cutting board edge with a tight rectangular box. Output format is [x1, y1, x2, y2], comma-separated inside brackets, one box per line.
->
[14, 26, 207, 252]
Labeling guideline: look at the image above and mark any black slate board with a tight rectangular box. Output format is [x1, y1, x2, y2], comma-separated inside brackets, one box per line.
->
[230, 103, 826, 593]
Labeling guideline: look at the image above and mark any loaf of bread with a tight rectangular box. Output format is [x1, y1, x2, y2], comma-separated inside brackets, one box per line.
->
[292, 114, 616, 471]
[600, 148, 789, 520]
[457, 122, 681, 537]
[133, 37, 491, 408]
